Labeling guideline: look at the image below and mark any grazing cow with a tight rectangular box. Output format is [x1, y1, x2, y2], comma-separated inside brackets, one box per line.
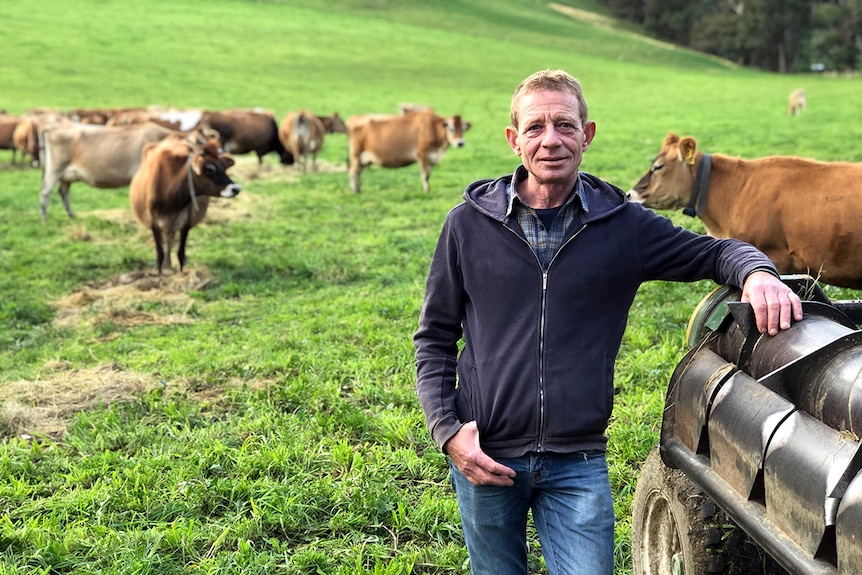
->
[107, 109, 182, 130]
[788, 88, 807, 116]
[346, 110, 471, 193]
[38, 122, 179, 220]
[279, 109, 326, 173]
[130, 138, 240, 278]
[0, 115, 21, 164]
[627, 133, 862, 288]
[317, 112, 347, 134]
[13, 117, 41, 167]
[199, 109, 293, 165]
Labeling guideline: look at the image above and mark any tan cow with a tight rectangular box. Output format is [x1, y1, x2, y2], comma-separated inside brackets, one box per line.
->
[130, 138, 240, 278]
[38, 122, 179, 220]
[0, 115, 21, 164]
[279, 109, 327, 173]
[627, 133, 862, 288]
[346, 110, 471, 193]
[788, 88, 807, 116]
[13, 117, 41, 168]
[199, 109, 293, 165]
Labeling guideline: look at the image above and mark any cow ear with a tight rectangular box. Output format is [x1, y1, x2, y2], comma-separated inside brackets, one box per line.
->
[664, 133, 679, 146]
[221, 155, 235, 169]
[191, 154, 204, 176]
[679, 136, 697, 165]
[464, 121, 472, 131]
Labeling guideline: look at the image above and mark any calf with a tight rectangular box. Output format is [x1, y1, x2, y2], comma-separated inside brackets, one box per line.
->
[346, 110, 470, 193]
[130, 138, 240, 278]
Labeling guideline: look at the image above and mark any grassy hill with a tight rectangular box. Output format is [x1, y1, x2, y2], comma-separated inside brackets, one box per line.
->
[1, 0, 859, 573]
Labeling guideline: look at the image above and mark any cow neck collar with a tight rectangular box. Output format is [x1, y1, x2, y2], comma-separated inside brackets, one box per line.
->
[683, 153, 711, 218]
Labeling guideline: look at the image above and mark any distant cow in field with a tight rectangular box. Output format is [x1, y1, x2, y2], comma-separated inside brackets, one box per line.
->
[13, 117, 41, 167]
[317, 112, 347, 134]
[279, 109, 327, 173]
[199, 109, 293, 165]
[0, 115, 21, 163]
[346, 110, 470, 193]
[130, 138, 240, 278]
[627, 132, 862, 288]
[38, 122, 179, 219]
[788, 88, 807, 116]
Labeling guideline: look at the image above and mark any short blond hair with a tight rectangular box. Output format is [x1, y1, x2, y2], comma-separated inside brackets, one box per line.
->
[510, 69, 588, 130]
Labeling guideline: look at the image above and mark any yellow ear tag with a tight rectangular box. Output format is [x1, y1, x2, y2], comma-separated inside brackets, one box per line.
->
[685, 150, 695, 165]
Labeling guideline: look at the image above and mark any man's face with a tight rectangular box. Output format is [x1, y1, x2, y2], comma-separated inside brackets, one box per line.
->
[506, 89, 596, 188]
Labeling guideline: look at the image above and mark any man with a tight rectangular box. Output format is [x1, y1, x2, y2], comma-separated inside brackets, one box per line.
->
[413, 69, 803, 574]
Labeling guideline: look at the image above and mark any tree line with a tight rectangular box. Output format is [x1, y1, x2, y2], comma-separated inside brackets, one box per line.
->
[599, 0, 862, 73]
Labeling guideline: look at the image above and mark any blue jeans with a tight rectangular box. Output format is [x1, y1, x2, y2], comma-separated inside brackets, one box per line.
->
[449, 451, 614, 575]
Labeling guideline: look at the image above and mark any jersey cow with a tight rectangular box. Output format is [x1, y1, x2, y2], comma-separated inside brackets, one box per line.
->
[0, 115, 20, 164]
[279, 109, 326, 173]
[38, 122, 178, 220]
[627, 133, 862, 288]
[346, 110, 470, 193]
[130, 138, 240, 278]
[13, 117, 41, 168]
[199, 109, 293, 165]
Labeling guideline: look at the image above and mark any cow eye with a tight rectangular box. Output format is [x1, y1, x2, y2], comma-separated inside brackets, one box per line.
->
[204, 163, 217, 175]
[651, 162, 664, 173]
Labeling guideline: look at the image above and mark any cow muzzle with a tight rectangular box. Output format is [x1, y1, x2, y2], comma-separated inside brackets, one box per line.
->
[220, 183, 241, 198]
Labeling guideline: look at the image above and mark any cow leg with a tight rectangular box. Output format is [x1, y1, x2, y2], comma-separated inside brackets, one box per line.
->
[348, 161, 362, 193]
[177, 225, 191, 272]
[419, 159, 431, 193]
[58, 182, 75, 218]
[38, 174, 61, 220]
[151, 225, 166, 278]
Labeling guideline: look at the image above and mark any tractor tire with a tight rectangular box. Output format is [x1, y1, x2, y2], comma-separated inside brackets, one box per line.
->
[631, 446, 786, 575]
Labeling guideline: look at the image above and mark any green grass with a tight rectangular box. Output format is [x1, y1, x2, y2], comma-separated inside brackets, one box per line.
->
[1, 0, 860, 573]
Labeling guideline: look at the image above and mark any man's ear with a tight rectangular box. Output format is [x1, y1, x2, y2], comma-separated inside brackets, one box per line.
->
[505, 126, 520, 155]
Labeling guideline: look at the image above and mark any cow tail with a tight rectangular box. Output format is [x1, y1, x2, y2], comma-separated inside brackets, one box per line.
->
[293, 114, 310, 154]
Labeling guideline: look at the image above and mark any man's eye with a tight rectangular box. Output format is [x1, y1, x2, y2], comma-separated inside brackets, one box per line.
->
[558, 123, 578, 132]
[525, 125, 542, 133]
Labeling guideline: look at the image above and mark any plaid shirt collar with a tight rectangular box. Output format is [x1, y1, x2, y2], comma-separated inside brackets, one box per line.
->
[505, 165, 590, 217]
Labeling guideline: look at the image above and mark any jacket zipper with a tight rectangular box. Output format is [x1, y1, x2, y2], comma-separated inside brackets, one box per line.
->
[503, 222, 587, 452]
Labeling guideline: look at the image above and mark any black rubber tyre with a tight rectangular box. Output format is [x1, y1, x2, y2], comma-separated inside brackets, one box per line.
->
[631, 446, 786, 575]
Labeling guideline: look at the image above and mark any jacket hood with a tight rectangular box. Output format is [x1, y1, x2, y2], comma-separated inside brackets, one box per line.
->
[464, 168, 629, 223]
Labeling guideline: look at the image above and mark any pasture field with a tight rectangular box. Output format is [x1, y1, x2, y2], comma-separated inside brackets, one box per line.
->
[2, 0, 861, 573]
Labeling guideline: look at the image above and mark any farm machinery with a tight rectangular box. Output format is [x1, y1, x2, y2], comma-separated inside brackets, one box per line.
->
[632, 275, 862, 574]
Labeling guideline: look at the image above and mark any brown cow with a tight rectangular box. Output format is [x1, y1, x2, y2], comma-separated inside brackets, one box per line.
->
[130, 138, 240, 278]
[279, 109, 326, 173]
[13, 117, 41, 168]
[346, 110, 471, 193]
[0, 115, 21, 164]
[317, 112, 347, 134]
[38, 122, 179, 220]
[788, 88, 807, 116]
[627, 133, 862, 288]
[199, 109, 293, 165]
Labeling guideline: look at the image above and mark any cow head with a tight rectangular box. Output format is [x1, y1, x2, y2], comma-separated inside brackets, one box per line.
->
[627, 133, 700, 210]
[444, 115, 471, 149]
[191, 141, 241, 198]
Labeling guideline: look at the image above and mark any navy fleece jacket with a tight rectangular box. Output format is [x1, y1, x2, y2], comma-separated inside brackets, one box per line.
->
[414, 170, 778, 459]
